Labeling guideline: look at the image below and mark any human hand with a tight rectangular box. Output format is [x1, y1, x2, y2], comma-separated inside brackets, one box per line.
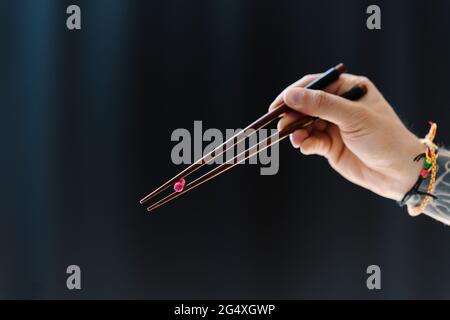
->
[269, 73, 426, 201]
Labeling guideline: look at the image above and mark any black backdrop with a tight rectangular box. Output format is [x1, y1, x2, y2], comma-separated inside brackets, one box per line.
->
[1, 0, 450, 299]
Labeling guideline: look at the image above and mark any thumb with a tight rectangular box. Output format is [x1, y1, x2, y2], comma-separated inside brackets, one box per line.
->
[283, 87, 360, 127]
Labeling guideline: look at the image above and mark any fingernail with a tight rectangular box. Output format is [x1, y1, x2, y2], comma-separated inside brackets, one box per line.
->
[289, 134, 299, 148]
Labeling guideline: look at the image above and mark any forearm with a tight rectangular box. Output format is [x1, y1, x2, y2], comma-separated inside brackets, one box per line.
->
[406, 149, 450, 225]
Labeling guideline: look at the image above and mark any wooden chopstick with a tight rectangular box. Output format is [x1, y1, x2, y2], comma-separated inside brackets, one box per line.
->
[146, 116, 315, 211]
[139, 63, 346, 205]
[147, 85, 367, 212]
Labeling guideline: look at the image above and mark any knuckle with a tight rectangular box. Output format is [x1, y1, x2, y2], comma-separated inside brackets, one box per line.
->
[357, 76, 372, 86]
[312, 90, 328, 110]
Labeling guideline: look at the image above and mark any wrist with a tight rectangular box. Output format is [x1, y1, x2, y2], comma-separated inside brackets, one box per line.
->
[389, 138, 427, 202]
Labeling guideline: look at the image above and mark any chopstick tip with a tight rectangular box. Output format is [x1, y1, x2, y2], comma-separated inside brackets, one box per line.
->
[139, 194, 151, 204]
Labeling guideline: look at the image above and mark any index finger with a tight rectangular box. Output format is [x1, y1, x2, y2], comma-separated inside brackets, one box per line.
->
[268, 74, 320, 112]
[268, 73, 367, 112]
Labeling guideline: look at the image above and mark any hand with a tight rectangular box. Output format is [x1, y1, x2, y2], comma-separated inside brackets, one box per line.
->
[269, 73, 426, 201]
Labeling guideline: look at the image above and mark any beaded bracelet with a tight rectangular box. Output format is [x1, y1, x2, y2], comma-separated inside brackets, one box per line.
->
[399, 122, 439, 216]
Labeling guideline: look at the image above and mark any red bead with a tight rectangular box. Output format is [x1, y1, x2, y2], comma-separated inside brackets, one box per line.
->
[174, 182, 184, 193]
[174, 178, 186, 193]
[421, 169, 429, 178]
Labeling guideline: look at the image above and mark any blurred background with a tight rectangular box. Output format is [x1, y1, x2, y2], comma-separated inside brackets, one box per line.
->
[1, 0, 449, 299]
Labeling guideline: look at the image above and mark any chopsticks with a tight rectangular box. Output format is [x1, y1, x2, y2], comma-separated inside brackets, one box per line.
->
[140, 63, 345, 205]
[139, 63, 365, 212]
[145, 85, 367, 212]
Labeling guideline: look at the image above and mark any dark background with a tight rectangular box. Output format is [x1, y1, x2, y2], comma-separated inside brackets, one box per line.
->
[1, 0, 449, 299]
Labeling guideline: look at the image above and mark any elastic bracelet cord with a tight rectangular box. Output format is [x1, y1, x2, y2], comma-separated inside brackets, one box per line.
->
[399, 168, 437, 207]
[399, 122, 439, 215]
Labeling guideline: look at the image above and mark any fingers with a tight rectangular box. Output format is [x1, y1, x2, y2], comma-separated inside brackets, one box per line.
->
[283, 87, 361, 128]
[288, 119, 328, 149]
[269, 74, 320, 112]
[269, 73, 372, 112]
[270, 73, 374, 159]
[298, 131, 332, 157]
[322, 73, 373, 96]
[277, 111, 303, 131]
[289, 129, 309, 149]
[290, 129, 333, 157]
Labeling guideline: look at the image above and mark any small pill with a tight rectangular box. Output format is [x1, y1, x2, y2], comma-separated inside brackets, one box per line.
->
[174, 178, 186, 193]
[174, 182, 184, 193]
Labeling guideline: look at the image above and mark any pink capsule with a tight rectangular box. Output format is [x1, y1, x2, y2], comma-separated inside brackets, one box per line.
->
[174, 182, 184, 193]
[174, 178, 186, 193]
